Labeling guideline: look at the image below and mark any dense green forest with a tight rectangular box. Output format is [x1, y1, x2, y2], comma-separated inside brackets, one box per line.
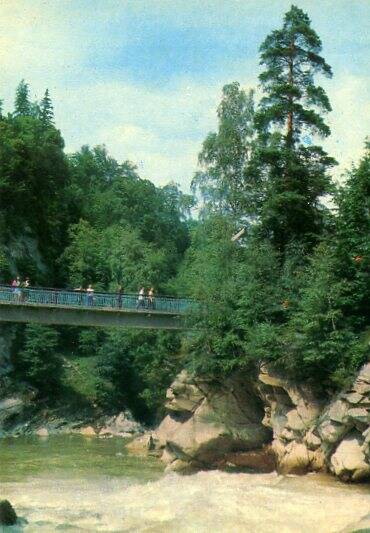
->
[0, 80, 192, 422]
[0, 5, 368, 423]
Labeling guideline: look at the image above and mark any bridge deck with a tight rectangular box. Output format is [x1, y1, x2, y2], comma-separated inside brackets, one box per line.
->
[0, 286, 192, 330]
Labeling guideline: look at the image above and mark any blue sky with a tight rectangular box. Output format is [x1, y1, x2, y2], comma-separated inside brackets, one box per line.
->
[0, 0, 369, 190]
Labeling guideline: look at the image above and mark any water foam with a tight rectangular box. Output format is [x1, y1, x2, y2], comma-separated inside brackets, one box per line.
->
[1, 470, 369, 532]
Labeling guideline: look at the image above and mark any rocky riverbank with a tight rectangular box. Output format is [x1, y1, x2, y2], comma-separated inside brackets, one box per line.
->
[0, 323, 146, 440]
[131, 363, 370, 482]
[0, 396, 144, 440]
[2, 323, 369, 484]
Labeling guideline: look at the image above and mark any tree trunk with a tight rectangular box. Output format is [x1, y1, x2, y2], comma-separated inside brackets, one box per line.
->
[287, 39, 295, 147]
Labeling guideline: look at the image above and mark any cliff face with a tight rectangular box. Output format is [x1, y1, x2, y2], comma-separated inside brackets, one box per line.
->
[258, 363, 370, 481]
[150, 363, 370, 482]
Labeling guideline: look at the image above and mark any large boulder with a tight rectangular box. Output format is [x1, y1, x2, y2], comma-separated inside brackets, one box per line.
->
[36, 427, 49, 437]
[154, 371, 271, 471]
[79, 425, 96, 436]
[0, 397, 24, 428]
[330, 431, 370, 482]
[277, 441, 311, 474]
[99, 410, 143, 437]
[0, 500, 17, 526]
[317, 363, 370, 469]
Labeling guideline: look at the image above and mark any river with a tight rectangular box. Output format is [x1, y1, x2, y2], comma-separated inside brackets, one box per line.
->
[0, 435, 369, 532]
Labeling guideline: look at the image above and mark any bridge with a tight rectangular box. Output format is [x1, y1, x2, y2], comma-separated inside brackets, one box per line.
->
[0, 285, 193, 330]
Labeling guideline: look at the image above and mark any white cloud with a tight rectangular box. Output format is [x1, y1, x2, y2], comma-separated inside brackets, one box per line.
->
[98, 122, 200, 187]
[52, 79, 224, 190]
[0, 2, 86, 88]
[322, 73, 370, 182]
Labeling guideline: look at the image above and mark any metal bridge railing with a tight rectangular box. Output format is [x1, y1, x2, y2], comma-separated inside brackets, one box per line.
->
[0, 285, 194, 315]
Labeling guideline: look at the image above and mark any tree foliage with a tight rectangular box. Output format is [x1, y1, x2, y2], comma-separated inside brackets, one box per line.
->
[180, 6, 368, 391]
[14, 324, 62, 397]
[0, 95, 70, 283]
[96, 329, 182, 423]
[193, 83, 259, 218]
[40, 89, 54, 127]
[253, 6, 337, 252]
[14, 80, 32, 117]
[257, 4, 332, 145]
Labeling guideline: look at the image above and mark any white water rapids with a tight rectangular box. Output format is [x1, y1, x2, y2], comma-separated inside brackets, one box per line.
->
[1, 470, 369, 532]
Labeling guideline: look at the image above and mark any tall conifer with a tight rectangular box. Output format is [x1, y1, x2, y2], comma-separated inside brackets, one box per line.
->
[14, 79, 32, 116]
[255, 6, 336, 251]
[257, 5, 332, 146]
[40, 89, 54, 126]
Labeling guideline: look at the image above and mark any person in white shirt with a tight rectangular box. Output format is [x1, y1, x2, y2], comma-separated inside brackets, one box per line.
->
[136, 287, 145, 309]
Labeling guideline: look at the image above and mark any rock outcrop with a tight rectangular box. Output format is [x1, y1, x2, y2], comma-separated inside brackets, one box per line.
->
[144, 363, 370, 481]
[316, 363, 370, 481]
[257, 363, 324, 474]
[36, 427, 49, 437]
[152, 370, 271, 472]
[98, 410, 143, 438]
[75, 411, 144, 438]
[0, 397, 24, 434]
[79, 425, 96, 436]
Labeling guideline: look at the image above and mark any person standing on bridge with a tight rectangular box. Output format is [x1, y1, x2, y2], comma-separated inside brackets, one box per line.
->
[11, 277, 18, 293]
[11, 277, 21, 302]
[20, 277, 30, 302]
[74, 285, 83, 305]
[117, 285, 123, 309]
[148, 287, 155, 310]
[86, 284, 94, 306]
[136, 287, 145, 309]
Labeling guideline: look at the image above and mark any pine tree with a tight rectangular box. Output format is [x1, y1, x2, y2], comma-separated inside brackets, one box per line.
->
[14, 79, 32, 116]
[257, 5, 332, 147]
[40, 88, 54, 126]
[254, 6, 336, 251]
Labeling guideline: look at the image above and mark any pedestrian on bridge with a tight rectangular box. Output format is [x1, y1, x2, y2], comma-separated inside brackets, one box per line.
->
[20, 277, 30, 302]
[117, 285, 123, 309]
[74, 286, 84, 305]
[86, 284, 94, 306]
[11, 277, 21, 302]
[148, 287, 155, 310]
[136, 287, 145, 309]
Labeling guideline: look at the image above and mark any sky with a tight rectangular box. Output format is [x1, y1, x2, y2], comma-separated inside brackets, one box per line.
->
[0, 0, 369, 191]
